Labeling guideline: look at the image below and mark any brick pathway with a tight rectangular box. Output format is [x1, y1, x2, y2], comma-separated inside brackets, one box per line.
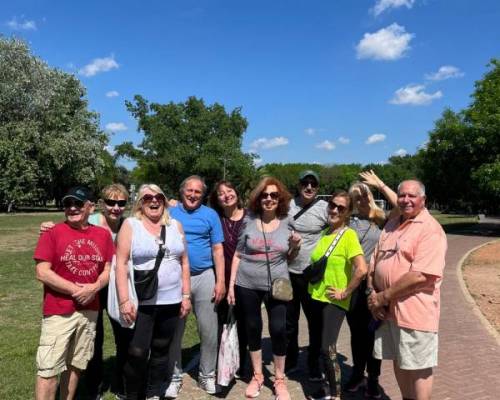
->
[176, 234, 500, 399]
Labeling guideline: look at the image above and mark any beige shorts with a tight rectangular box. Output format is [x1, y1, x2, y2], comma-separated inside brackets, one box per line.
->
[36, 310, 97, 378]
[373, 319, 438, 370]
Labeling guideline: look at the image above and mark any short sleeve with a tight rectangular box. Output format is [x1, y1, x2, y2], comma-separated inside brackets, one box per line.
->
[104, 231, 115, 263]
[208, 208, 224, 245]
[344, 229, 364, 260]
[410, 228, 447, 277]
[33, 230, 55, 263]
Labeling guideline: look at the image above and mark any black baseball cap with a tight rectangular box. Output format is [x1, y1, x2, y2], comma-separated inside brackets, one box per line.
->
[62, 186, 94, 203]
[298, 170, 320, 184]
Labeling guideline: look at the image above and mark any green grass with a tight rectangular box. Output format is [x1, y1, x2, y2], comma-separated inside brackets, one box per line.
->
[430, 211, 480, 233]
[0, 213, 200, 400]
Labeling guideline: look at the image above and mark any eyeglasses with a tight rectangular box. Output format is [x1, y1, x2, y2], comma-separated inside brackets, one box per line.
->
[104, 199, 127, 207]
[328, 202, 347, 213]
[300, 179, 318, 188]
[63, 198, 85, 209]
[142, 194, 165, 204]
[260, 191, 279, 200]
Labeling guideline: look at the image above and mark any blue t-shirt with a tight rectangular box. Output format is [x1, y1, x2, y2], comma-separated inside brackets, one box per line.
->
[170, 204, 224, 273]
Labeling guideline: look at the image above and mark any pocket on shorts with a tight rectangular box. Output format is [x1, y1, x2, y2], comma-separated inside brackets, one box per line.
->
[36, 335, 57, 370]
[82, 326, 96, 363]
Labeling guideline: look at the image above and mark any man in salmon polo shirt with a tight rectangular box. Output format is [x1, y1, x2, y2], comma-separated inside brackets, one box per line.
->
[367, 180, 447, 400]
[34, 186, 114, 400]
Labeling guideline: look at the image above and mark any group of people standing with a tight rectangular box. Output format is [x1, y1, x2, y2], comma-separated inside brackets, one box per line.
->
[33, 169, 447, 400]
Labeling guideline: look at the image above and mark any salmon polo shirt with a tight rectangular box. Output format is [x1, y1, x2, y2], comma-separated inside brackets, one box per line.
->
[371, 208, 447, 332]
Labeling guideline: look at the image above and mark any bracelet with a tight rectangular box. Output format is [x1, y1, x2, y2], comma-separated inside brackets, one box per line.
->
[119, 299, 129, 306]
[182, 293, 191, 300]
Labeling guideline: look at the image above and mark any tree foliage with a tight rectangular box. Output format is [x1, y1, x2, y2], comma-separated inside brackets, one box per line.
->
[117, 95, 256, 196]
[0, 37, 110, 206]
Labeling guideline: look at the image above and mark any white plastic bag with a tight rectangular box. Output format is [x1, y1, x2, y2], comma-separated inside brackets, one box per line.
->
[217, 306, 240, 386]
[107, 256, 138, 329]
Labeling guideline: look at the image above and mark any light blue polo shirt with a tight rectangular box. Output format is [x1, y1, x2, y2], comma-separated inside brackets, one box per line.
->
[170, 204, 224, 273]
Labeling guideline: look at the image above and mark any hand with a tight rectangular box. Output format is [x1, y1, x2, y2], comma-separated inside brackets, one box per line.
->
[227, 285, 236, 306]
[72, 283, 98, 306]
[288, 231, 302, 250]
[213, 280, 226, 305]
[119, 299, 137, 326]
[359, 170, 384, 190]
[40, 221, 55, 234]
[367, 290, 387, 310]
[168, 198, 179, 207]
[180, 298, 192, 318]
[370, 305, 387, 321]
[326, 286, 350, 301]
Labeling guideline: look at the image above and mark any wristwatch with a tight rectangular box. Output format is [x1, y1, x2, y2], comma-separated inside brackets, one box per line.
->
[365, 287, 374, 296]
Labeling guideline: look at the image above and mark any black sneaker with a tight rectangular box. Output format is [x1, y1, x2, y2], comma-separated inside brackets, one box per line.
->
[307, 387, 332, 400]
[344, 374, 365, 392]
[365, 378, 382, 399]
[308, 366, 324, 382]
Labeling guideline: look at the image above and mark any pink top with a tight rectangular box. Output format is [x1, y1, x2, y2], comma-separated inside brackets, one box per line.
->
[371, 208, 447, 332]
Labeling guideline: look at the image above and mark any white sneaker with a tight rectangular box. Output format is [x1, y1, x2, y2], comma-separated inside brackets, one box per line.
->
[165, 380, 183, 399]
[198, 376, 219, 395]
[145, 397, 160, 400]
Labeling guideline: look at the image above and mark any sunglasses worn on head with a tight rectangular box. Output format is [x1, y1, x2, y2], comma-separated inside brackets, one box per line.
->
[300, 179, 318, 188]
[63, 198, 85, 209]
[142, 194, 165, 204]
[104, 199, 127, 207]
[260, 191, 279, 200]
[328, 201, 347, 213]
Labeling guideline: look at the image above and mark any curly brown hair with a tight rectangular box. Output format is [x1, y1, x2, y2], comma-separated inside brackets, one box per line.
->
[247, 177, 291, 218]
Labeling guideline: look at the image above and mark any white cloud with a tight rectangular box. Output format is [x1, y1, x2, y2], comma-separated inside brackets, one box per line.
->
[316, 140, 336, 151]
[105, 145, 116, 155]
[393, 148, 408, 156]
[106, 90, 119, 98]
[253, 157, 263, 166]
[105, 122, 128, 132]
[366, 134, 386, 145]
[372, 0, 415, 16]
[390, 84, 442, 105]
[425, 65, 464, 81]
[338, 136, 350, 144]
[79, 55, 119, 77]
[304, 128, 316, 136]
[250, 136, 289, 150]
[6, 16, 37, 31]
[356, 23, 414, 61]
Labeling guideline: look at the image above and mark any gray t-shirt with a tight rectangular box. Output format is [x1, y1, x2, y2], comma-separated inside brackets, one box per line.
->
[349, 215, 381, 262]
[236, 214, 292, 291]
[288, 197, 329, 274]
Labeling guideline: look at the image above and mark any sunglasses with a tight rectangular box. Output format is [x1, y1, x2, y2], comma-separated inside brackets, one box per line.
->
[63, 198, 85, 209]
[104, 199, 127, 207]
[300, 179, 318, 188]
[260, 191, 280, 200]
[328, 201, 347, 213]
[142, 194, 165, 204]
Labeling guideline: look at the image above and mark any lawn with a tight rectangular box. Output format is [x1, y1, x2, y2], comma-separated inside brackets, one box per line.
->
[0, 213, 199, 400]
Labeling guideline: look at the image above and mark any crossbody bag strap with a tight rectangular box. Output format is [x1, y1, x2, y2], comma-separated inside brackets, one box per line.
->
[151, 225, 167, 275]
[260, 218, 273, 292]
[293, 198, 319, 221]
[323, 226, 349, 258]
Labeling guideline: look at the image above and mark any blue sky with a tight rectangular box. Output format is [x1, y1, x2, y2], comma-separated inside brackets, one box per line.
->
[2, 0, 499, 167]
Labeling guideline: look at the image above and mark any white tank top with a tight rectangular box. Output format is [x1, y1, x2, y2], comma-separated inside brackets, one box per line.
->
[128, 217, 184, 305]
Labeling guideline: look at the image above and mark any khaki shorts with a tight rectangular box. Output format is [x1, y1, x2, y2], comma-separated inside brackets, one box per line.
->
[36, 310, 97, 378]
[373, 319, 438, 370]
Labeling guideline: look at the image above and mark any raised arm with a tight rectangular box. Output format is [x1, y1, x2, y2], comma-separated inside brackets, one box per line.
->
[359, 169, 398, 210]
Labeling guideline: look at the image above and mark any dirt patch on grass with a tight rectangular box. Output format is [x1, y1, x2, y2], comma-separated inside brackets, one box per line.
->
[463, 241, 500, 334]
[0, 229, 40, 252]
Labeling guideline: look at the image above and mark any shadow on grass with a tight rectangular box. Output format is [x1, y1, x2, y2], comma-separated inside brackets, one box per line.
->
[442, 222, 500, 237]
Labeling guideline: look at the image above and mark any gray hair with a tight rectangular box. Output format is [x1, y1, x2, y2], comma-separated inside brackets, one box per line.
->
[397, 180, 426, 196]
[179, 175, 208, 195]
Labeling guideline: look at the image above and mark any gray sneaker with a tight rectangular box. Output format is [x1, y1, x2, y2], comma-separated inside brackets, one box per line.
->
[165, 380, 183, 399]
[198, 376, 219, 395]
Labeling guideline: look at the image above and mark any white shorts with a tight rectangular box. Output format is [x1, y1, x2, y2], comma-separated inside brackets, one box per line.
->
[373, 319, 438, 370]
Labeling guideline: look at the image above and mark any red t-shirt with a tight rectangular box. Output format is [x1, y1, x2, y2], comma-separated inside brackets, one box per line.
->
[34, 222, 115, 316]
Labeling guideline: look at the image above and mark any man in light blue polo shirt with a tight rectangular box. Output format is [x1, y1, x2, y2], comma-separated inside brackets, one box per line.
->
[166, 175, 225, 398]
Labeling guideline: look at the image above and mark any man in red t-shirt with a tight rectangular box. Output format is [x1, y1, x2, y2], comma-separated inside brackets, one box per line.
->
[34, 186, 114, 400]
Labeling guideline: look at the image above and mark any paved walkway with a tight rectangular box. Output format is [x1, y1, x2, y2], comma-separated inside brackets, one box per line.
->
[176, 233, 500, 399]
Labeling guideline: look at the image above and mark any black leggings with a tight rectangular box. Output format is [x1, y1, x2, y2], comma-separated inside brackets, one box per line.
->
[124, 303, 180, 400]
[235, 285, 287, 356]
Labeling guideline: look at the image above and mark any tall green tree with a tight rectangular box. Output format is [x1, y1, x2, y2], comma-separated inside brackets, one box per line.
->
[117, 95, 256, 196]
[0, 37, 109, 207]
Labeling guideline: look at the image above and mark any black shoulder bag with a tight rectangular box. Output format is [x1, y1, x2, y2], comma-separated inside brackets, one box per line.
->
[134, 225, 166, 301]
[303, 226, 348, 284]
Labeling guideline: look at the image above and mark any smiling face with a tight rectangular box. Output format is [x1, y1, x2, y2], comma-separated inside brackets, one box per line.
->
[298, 176, 319, 204]
[140, 188, 165, 221]
[352, 186, 371, 217]
[64, 198, 92, 227]
[217, 184, 238, 210]
[102, 194, 127, 222]
[397, 181, 426, 220]
[181, 178, 204, 210]
[327, 195, 350, 229]
[259, 184, 279, 214]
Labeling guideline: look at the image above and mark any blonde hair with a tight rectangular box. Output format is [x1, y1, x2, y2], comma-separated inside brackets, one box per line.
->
[348, 182, 386, 227]
[101, 183, 129, 200]
[132, 183, 171, 225]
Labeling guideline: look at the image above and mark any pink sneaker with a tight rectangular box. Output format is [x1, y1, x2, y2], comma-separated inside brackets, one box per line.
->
[245, 373, 264, 398]
[274, 377, 290, 400]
